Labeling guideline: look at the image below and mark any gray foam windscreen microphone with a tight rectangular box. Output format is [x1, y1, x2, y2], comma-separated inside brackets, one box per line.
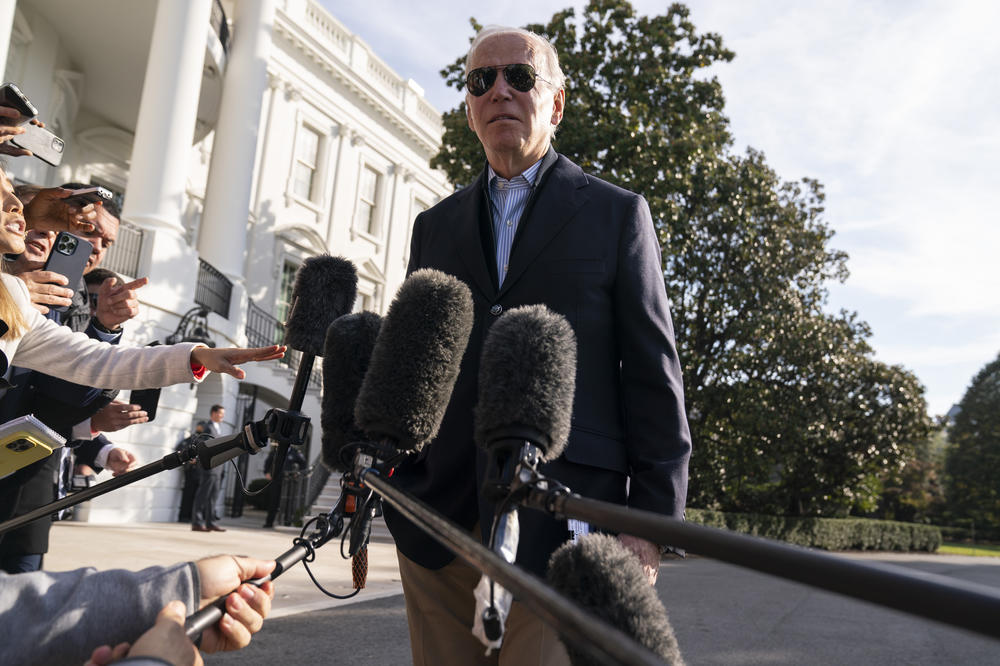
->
[321, 311, 383, 472]
[283, 255, 358, 357]
[547, 533, 684, 666]
[354, 269, 473, 454]
[473, 304, 576, 462]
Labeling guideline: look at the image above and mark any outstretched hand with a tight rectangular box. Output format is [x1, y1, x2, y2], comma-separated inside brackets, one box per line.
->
[190, 345, 286, 380]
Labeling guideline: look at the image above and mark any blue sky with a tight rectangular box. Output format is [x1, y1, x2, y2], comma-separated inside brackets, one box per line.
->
[323, 0, 1000, 417]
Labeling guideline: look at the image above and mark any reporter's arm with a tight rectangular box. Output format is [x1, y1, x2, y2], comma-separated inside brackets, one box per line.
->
[0, 563, 198, 665]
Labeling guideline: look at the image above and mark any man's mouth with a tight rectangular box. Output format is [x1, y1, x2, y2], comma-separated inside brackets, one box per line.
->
[489, 114, 519, 124]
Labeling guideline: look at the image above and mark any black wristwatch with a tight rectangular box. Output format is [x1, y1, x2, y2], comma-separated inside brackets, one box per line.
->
[91, 317, 122, 334]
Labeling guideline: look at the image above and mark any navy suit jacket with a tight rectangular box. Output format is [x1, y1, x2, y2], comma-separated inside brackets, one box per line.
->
[384, 151, 692, 575]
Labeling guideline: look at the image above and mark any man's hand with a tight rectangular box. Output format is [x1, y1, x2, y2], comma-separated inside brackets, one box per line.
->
[95, 277, 149, 330]
[617, 534, 660, 586]
[15, 270, 73, 314]
[196, 555, 276, 652]
[105, 447, 138, 476]
[90, 400, 149, 433]
[190, 345, 286, 380]
[23, 187, 97, 234]
[85, 600, 201, 666]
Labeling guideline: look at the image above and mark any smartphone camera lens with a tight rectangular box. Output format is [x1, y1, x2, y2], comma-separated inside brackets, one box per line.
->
[51, 138, 64, 154]
[57, 235, 77, 255]
[6, 439, 32, 453]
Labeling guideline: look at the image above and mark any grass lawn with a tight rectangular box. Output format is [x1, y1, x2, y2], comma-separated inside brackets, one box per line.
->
[939, 542, 1000, 557]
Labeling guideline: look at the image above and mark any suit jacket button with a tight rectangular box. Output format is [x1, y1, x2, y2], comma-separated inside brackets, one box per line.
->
[490, 304, 502, 316]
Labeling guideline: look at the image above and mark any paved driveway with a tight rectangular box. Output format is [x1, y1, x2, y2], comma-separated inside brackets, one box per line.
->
[207, 552, 1000, 665]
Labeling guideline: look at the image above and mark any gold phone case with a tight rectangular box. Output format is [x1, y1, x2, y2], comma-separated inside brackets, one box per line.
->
[0, 415, 66, 477]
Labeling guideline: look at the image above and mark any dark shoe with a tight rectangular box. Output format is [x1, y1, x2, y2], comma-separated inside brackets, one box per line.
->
[263, 522, 274, 529]
[192, 525, 210, 532]
[208, 525, 226, 532]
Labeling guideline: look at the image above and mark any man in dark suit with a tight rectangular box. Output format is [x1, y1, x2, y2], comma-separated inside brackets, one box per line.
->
[191, 405, 227, 532]
[385, 25, 691, 665]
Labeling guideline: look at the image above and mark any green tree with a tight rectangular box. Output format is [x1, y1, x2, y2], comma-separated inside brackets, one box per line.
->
[434, 0, 932, 516]
[945, 353, 1000, 531]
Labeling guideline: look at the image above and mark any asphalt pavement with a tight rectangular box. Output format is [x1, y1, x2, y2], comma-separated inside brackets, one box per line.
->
[47, 512, 1000, 665]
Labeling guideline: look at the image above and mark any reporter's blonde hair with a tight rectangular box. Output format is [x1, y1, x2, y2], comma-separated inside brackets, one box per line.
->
[0, 165, 29, 339]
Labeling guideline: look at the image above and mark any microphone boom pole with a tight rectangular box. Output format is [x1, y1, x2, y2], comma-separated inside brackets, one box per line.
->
[521, 483, 1000, 641]
[359, 468, 670, 666]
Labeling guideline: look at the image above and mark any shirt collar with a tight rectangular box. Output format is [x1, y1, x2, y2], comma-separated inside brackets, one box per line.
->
[487, 158, 543, 190]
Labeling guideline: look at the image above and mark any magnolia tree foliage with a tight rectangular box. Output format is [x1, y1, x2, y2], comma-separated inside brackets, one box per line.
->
[945, 354, 1000, 529]
[433, 0, 931, 516]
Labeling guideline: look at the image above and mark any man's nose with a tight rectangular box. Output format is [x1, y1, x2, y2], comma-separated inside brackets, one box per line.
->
[490, 70, 514, 100]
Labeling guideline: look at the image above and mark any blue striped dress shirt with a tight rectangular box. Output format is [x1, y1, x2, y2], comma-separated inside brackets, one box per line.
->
[487, 159, 542, 285]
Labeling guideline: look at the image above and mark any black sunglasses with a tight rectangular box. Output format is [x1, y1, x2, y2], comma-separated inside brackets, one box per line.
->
[465, 63, 550, 97]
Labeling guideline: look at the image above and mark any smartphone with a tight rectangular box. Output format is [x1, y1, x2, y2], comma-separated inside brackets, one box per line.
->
[42, 232, 94, 312]
[0, 414, 66, 477]
[9, 122, 65, 166]
[128, 388, 161, 422]
[63, 186, 112, 208]
[0, 82, 38, 126]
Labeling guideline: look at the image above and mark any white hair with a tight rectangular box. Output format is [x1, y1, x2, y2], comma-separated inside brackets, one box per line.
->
[465, 25, 566, 91]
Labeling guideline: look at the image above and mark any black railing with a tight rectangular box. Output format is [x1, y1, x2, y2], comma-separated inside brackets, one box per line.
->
[195, 259, 232, 318]
[245, 299, 321, 390]
[210, 0, 231, 54]
[102, 221, 143, 278]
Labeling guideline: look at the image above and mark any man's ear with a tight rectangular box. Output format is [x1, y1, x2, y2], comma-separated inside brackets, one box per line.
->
[551, 88, 566, 126]
[466, 98, 476, 133]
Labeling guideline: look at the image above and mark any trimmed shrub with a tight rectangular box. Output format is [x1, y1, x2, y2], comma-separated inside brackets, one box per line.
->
[686, 509, 941, 552]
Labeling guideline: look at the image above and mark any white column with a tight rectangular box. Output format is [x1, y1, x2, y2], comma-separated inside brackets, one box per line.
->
[198, 0, 276, 282]
[121, 0, 213, 235]
[0, 2, 15, 81]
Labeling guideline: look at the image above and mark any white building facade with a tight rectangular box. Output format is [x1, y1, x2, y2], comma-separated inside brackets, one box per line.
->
[2, 0, 452, 523]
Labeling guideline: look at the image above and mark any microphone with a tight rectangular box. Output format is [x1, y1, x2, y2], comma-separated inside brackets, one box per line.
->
[474, 304, 576, 462]
[354, 268, 473, 457]
[547, 533, 683, 666]
[284, 255, 358, 358]
[320, 311, 383, 472]
[283, 255, 358, 413]
[471, 304, 577, 647]
[343, 270, 472, 576]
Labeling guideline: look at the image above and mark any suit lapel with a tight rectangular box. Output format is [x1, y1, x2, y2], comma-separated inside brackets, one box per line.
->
[499, 154, 589, 297]
[449, 170, 496, 300]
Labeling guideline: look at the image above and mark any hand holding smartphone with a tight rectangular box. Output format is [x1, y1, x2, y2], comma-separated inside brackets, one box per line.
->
[63, 186, 112, 207]
[42, 232, 94, 312]
[0, 82, 38, 126]
[9, 123, 65, 166]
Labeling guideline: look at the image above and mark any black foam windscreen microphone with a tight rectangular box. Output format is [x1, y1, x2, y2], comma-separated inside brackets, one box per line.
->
[547, 534, 684, 666]
[354, 269, 473, 455]
[474, 304, 576, 462]
[283, 255, 358, 357]
[320, 311, 382, 472]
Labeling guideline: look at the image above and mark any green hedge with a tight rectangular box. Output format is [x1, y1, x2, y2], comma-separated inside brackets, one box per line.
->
[686, 509, 941, 552]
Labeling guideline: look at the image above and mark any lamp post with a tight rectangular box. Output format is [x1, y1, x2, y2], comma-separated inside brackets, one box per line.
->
[166, 306, 217, 347]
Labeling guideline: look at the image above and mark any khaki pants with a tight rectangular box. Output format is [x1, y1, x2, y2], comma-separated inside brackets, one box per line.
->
[397, 548, 571, 666]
